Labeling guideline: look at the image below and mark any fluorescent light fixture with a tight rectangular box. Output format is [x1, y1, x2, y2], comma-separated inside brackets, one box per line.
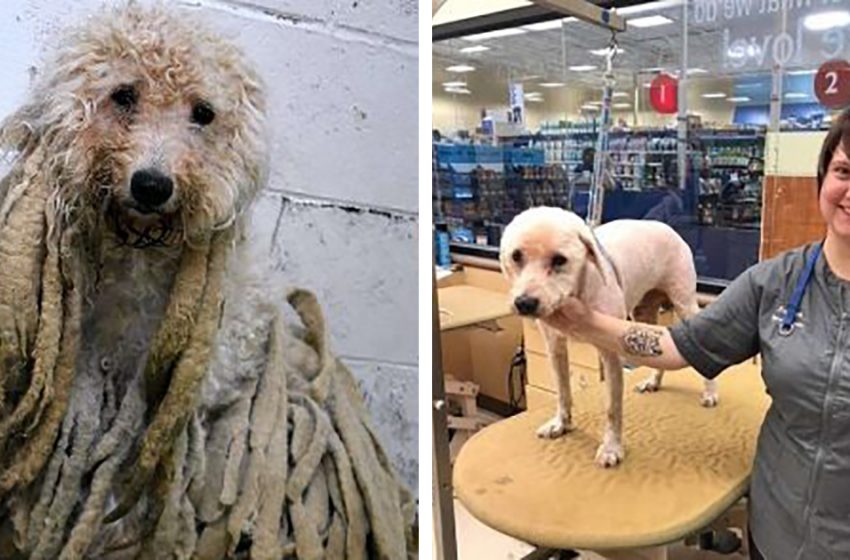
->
[787, 69, 817, 75]
[444, 87, 471, 95]
[460, 45, 490, 54]
[446, 65, 475, 73]
[701, 92, 727, 98]
[618, 0, 683, 15]
[524, 92, 542, 98]
[628, 15, 674, 27]
[589, 46, 625, 56]
[581, 104, 600, 111]
[613, 103, 632, 109]
[687, 68, 708, 75]
[539, 82, 566, 88]
[613, 92, 628, 97]
[784, 92, 808, 99]
[569, 65, 597, 72]
[461, 28, 527, 41]
[804, 10, 850, 31]
[727, 96, 751, 102]
[442, 81, 466, 88]
[522, 17, 577, 31]
[641, 67, 665, 73]
[517, 74, 542, 82]
[525, 97, 544, 103]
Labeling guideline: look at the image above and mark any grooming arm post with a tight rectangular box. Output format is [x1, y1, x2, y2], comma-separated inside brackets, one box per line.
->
[529, 0, 626, 32]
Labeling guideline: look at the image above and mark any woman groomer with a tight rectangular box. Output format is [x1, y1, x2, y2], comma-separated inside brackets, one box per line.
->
[546, 108, 850, 560]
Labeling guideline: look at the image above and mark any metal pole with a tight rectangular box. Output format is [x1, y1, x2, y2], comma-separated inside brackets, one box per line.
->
[677, 1, 688, 194]
[587, 43, 615, 227]
[433, 267, 457, 560]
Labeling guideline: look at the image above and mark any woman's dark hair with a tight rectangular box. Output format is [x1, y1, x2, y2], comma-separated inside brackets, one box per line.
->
[818, 107, 850, 192]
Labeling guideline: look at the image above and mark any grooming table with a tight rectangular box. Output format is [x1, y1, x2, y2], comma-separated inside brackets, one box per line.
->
[437, 285, 513, 332]
[454, 362, 770, 556]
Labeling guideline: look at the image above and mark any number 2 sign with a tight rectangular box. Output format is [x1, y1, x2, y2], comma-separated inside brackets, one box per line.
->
[815, 60, 850, 110]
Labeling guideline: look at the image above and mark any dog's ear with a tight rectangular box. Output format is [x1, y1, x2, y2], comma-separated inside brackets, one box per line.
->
[579, 229, 606, 285]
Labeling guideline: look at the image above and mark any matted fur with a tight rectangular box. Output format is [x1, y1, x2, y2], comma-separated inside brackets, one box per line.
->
[0, 3, 415, 559]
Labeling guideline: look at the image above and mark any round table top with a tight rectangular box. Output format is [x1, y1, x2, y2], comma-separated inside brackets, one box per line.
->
[453, 362, 769, 551]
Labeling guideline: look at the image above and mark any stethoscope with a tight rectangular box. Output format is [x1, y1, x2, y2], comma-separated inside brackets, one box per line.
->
[779, 242, 822, 336]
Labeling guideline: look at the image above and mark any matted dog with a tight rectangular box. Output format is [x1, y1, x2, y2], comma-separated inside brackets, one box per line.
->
[500, 207, 717, 467]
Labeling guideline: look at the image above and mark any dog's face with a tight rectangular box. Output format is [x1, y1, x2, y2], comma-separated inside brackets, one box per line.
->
[3, 4, 266, 246]
[500, 207, 601, 318]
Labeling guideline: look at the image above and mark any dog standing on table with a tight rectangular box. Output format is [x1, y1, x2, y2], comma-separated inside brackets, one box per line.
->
[499, 207, 718, 467]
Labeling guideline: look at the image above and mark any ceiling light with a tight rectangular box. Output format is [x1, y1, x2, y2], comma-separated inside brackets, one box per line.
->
[526, 97, 544, 103]
[628, 15, 674, 28]
[461, 28, 527, 41]
[613, 92, 628, 97]
[784, 92, 808, 99]
[613, 103, 632, 109]
[618, 0, 683, 15]
[446, 65, 475, 73]
[787, 69, 817, 75]
[702, 92, 727, 98]
[522, 17, 577, 31]
[460, 45, 490, 54]
[641, 67, 665, 73]
[687, 68, 708, 75]
[581, 104, 600, 111]
[524, 92, 542, 98]
[445, 87, 471, 95]
[727, 96, 751, 102]
[539, 82, 566, 88]
[803, 10, 850, 31]
[589, 47, 625, 56]
[442, 81, 466, 88]
[569, 65, 597, 72]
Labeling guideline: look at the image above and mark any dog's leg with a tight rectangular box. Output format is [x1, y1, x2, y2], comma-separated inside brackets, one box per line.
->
[536, 322, 573, 439]
[596, 350, 624, 467]
[674, 299, 719, 407]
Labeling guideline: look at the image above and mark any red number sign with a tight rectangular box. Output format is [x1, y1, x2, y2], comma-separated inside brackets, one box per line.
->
[815, 60, 850, 110]
[649, 73, 678, 114]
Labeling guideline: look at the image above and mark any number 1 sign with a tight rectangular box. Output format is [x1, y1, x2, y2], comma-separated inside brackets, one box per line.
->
[649, 73, 678, 114]
[815, 60, 850, 110]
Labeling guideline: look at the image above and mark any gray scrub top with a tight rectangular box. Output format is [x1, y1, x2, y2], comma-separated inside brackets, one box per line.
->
[670, 243, 850, 560]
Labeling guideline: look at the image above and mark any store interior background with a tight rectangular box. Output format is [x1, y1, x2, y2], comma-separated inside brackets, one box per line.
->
[433, 0, 840, 291]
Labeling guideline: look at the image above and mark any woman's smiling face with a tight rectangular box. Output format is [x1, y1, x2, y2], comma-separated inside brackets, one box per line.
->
[820, 145, 850, 240]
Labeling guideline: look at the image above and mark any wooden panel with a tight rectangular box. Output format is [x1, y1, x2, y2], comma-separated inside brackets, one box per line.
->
[761, 175, 825, 260]
[526, 384, 555, 411]
[526, 350, 600, 393]
[468, 316, 523, 403]
[440, 330, 472, 382]
[463, 266, 511, 293]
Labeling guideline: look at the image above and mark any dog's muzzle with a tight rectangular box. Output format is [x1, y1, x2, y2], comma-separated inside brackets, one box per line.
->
[130, 168, 174, 211]
[514, 295, 540, 316]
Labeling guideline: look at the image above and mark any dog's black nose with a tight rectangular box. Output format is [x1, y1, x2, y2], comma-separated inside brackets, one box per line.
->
[514, 295, 540, 316]
[130, 169, 173, 208]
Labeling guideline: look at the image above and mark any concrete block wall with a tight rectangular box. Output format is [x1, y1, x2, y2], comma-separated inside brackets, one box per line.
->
[0, 0, 419, 493]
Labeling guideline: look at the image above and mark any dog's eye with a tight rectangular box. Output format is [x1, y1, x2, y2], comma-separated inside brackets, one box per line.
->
[511, 249, 523, 264]
[110, 85, 138, 111]
[191, 101, 216, 126]
[552, 253, 568, 268]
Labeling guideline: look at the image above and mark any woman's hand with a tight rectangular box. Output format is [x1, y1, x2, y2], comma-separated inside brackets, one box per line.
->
[542, 297, 592, 333]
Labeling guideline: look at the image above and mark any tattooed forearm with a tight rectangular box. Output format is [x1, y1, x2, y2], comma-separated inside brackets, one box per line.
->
[621, 325, 664, 357]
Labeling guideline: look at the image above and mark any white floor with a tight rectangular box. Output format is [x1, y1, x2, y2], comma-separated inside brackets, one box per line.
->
[448, 499, 751, 560]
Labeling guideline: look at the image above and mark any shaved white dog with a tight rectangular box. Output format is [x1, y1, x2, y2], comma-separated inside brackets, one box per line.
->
[500, 207, 718, 467]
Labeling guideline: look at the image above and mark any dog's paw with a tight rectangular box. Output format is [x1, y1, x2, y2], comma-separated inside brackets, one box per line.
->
[700, 391, 719, 407]
[634, 376, 661, 393]
[536, 416, 572, 439]
[594, 442, 624, 468]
